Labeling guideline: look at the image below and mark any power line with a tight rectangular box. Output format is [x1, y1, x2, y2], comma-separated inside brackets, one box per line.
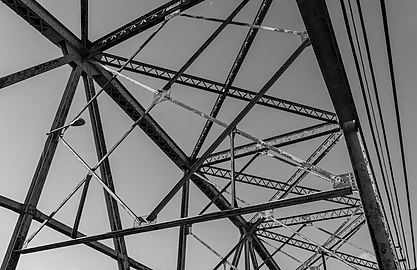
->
[340, 0, 407, 266]
[378, 0, 416, 267]
[354, 0, 411, 267]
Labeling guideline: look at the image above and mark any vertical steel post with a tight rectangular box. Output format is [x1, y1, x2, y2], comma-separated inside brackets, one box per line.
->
[296, 0, 398, 269]
[71, 173, 92, 238]
[230, 130, 237, 208]
[230, 240, 244, 270]
[248, 241, 259, 270]
[177, 178, 190, 270]
[244, 239, 251, 270]
[321, 251, 327, 270]
[213, 219, 264, 270]
[1, 66, 82, 270]
[80, 0, 88, 47]
[84, 74, 130, 270]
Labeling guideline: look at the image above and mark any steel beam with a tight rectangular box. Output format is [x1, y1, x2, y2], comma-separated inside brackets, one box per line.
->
[1, 66, 82, 270]
[91, 66, 190, 169]
[266, 132, 341, 198]
[147, 38, 310, 223]
[90, 0, 205, 53]
[81, 0, 88, 46]
[248, 240, 259, 270]
[83, 74, 130, 270]
[190, 174, 281, 270]
[1, 1, 279, 268]
[230, 130, 237, 208]
[90, 62, 279, 270]
[98, 53, 337, 123]
[204, 123, 339, 165]
[296, 214, 366, 270]
[1, 0, 87, 55]
[259, 207, 362, 229]
[0, 55, 74, 90]
[297, 0, 397, 268]
[16, 187, 352, 254]
[71, 174, 92, 238]
[212, 219, 264, 270]
[257, 230, 378, 269]
[305, 222, 366, 270]
[161, 0, 251, 92]
[176, 179, 190, 270]
[0, 194, 151, 270]
[230, 240, 244, 270]
[191, 0, 273, 158]
[199, 166, 360, 207]
[258, 225, 306, 269]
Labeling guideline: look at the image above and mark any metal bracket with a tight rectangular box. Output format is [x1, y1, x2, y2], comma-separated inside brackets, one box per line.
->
[165, 9, 181, 21]
[20, 204, 37, 216]
[333, 172, 357, 191]
[152, 89, 171, 105]
[133, 216, 157, 228]
[258, 149, 269, 156]
[259, 209, 274, 220]
[300, 31, 310, 46]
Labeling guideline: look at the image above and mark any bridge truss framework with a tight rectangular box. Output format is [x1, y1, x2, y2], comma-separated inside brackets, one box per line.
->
[0, 0, 401, 269]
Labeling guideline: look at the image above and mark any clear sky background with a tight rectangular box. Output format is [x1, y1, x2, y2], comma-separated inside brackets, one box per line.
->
[1, 0, 417, 269]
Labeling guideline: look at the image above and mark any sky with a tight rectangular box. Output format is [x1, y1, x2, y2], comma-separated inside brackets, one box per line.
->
[1, 0, 417, 269]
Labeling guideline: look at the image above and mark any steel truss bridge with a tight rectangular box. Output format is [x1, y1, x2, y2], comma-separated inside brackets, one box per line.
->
[0, 0, 414, 270]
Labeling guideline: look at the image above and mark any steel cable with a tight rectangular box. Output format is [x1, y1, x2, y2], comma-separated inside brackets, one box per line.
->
[378, 0, 416, 267]
[341, 0, 406, 264]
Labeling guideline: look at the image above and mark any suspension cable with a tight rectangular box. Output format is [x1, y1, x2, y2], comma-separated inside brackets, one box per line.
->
[340, 0, 405, 262]
[378, 0, 416, 266]
[355, 0, 411, 266]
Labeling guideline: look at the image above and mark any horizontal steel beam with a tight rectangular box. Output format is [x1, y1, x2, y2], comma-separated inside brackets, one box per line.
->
[91, 0, 205, 53]
[259, 206, 362, 229]
[0, 55, 75, 90]
[199, 166, 360, 207]
[16, 187, 352, 254]
[204, 123, 339, 165]
[0, 195, 151, 270]
[97, 53, 338, 123]
[257, 230, 377, 269]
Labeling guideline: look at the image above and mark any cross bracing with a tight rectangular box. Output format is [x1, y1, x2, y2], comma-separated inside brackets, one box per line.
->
[0, 0, 414, 270]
